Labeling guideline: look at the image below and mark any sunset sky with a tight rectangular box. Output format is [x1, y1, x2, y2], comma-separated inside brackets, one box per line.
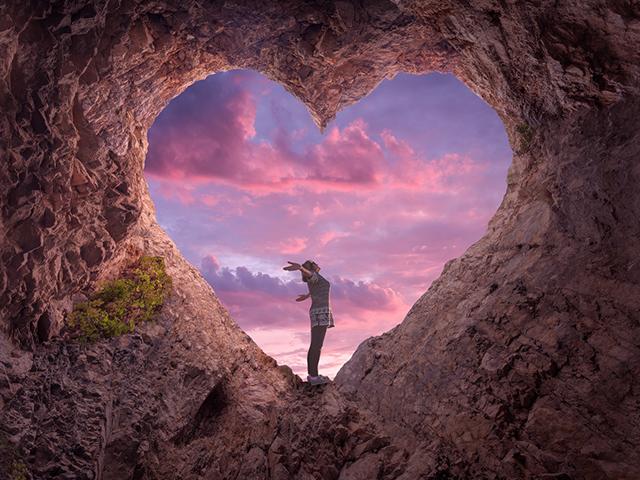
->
[144, 69, 511, 379]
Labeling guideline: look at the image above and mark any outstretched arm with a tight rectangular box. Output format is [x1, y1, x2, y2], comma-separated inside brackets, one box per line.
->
[295, 293, 311, 302]
[283, 261, 313, 279]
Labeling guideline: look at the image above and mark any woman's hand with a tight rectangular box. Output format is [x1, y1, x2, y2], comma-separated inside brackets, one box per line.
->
[283, 261, 313, 279]
[283, 261, 301, 271]
[295, 294, 310, 302]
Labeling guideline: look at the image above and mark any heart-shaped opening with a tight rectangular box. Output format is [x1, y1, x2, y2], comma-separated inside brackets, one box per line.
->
[143, 69, 511, 379]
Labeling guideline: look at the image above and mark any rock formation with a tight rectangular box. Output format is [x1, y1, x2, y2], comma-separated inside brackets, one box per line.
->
[1, 0, 639, 478]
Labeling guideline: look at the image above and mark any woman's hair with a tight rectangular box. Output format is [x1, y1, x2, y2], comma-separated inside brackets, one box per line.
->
[301, 260, 318, 283]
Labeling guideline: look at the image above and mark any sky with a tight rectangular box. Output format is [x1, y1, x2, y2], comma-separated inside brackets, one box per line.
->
[143, 69, 512, 379]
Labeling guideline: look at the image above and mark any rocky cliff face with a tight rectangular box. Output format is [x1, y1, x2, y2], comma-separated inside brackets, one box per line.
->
[1, 1, 639, 479]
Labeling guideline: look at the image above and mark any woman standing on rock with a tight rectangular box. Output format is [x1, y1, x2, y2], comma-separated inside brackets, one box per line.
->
[283, 260, 335, 385]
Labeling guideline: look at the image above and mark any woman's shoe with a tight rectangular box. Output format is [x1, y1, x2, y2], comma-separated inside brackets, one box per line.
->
[307, 375, 330, 385]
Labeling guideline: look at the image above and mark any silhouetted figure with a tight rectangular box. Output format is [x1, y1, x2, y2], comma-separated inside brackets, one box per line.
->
[283, 260, 335, 385]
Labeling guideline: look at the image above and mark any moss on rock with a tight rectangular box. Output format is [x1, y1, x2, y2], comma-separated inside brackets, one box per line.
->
[0, 433, 28, 480]
[515, 122, 534, 154]
[68, 255, 172, 341]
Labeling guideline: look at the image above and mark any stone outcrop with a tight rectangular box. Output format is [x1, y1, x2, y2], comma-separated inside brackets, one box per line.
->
[1, 0, 639, 479]
[1, 223, 416, 479]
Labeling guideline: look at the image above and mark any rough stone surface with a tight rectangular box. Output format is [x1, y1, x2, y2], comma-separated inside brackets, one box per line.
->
[1, 0, 639, 479]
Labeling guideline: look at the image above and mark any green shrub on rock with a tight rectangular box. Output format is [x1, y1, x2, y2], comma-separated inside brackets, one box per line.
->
[68, 255, 172, 341]
[515, 122, 534, 154]
[9, 460, 28, 480]
[0, 433, 28, 480]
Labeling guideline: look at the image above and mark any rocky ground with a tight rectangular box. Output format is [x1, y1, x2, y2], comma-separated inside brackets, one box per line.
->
[1, 221, 466, 480]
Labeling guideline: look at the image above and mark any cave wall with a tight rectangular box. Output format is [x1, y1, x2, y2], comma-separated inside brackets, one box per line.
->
[336, 98, 640, 477]
[1, 0, 639, 479]
[0, 0, 455, 347]
[334, 2, 640, 477]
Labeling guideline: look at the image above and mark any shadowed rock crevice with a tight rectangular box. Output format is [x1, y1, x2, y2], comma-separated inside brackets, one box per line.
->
[1, 0, 639, 479]
[173, 378, 228, 445]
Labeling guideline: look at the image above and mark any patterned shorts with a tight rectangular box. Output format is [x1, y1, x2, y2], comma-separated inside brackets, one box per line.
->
[310, 307, 335, 328]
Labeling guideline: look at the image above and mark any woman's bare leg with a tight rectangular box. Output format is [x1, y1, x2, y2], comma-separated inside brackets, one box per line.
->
[307, 325, 328, 377]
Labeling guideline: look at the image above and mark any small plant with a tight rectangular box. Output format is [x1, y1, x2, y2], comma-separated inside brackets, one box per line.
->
[9, 460, 28, 480]
[0, 433, 28, 480]
[68, 255, 172, 342]
[515, 122, 534, 154]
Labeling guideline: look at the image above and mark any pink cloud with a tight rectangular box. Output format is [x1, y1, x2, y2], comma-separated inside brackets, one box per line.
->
[148, 79, 488, 196]
[312, 205, 328, 217]
[199, 257, 410, 332]
[147, 107, 390, 194]
[145, 85, 299, 188]
[202, 254, 221, 272]
[319, 230, 350, 246]
[201, 194, 219, 207]
[330, 276, 405, 312]
[380, 129, 415, 158]
[147, 108, 486, 197]
[153, 181, 198, 205]
[271, 237, 308, 254]
[303, 119, 386, 187]
[381, 130, 486, 192]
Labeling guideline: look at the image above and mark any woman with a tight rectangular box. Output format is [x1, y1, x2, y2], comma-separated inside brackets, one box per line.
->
[283, 260, 335, 385]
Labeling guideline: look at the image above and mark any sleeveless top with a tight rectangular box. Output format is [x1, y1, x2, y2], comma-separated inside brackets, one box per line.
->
[307, 271, 331, 310]
[307, 271, 335, 328]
